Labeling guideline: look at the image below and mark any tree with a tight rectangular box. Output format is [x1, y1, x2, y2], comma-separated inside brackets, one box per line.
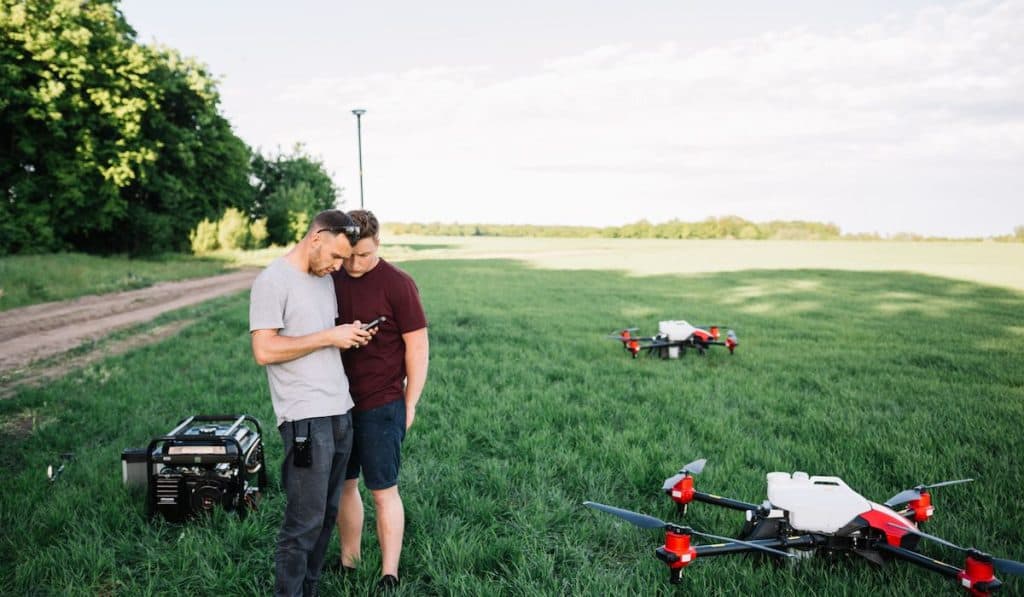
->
[118, 45, 253, 253]
[249, 145, 340, 245]
[2, 0, 144, 252]
[189, 217, 218, 253]
[0, 0, 253, 255]
[216, 207, 250, 250]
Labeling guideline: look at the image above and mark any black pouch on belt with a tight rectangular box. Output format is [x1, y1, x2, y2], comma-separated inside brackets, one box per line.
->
[292, 421, 312, 468]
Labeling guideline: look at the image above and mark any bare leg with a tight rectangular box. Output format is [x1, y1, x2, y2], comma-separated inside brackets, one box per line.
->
[337, 478, 363, 567]
[372, 485, 405, 578]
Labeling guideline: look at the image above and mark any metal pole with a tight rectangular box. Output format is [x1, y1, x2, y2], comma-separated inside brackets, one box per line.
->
[352, 109, 366, 209]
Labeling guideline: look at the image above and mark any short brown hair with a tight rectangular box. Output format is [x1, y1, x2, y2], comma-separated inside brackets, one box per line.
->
[346, 210, 380, 241]
[310, 209, 355, 232]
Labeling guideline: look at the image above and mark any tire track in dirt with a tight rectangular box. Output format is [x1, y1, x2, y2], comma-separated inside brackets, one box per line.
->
[0, 269, 258, 394]
[0, 319, 197, 400]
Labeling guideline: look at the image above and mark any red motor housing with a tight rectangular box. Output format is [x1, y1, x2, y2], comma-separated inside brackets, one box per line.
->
[910, 491, 934, 523]
[959, 553, 997, 597]
[670, 475, 696, 505]
[628, 339, 640, 356]
[663, 529, 697, 569]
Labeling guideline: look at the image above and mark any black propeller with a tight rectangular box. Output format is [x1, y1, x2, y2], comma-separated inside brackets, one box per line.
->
[605, 333, 656, 342]
[662, 458, 708, 491]
[886, 523, 1024, 576]
[583, 501, 795, 559]
[884, 478, 974, 508]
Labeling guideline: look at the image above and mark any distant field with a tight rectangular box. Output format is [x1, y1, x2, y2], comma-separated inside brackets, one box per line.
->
[1, 256, 1022, 595]
[384, 236, 1024, 293]
[2, 239, 1020, 313]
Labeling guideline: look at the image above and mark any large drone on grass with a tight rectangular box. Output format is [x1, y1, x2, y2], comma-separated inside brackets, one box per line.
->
[585, 458, 1021, 595]
[608, 321, 737, 359]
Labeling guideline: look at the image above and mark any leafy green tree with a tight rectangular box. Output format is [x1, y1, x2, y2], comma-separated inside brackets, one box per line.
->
[119, 46, 253, 253]
[189, 218, 218, 253]
[0, 0, 253, 255]
[2, 0, 145, 252]
[250, 146, 340, 245]
[249, 217, 268, 248]
[188, 209, 268, 254]
[216, 207, 250, 250]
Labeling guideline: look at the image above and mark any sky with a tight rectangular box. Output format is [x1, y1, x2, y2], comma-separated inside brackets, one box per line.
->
[119, 0, 1024, 237]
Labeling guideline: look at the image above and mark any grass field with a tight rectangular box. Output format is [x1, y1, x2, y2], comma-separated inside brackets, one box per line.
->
[1, 250, 1023, 595]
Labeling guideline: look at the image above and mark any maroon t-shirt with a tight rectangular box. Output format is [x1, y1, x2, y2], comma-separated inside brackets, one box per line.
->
[332, 259, 427, 412]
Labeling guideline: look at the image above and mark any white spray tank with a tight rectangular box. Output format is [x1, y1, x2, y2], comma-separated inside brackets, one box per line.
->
[658, 320, 698, 359]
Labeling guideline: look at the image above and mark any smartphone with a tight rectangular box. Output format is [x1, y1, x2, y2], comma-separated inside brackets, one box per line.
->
[360, 316, 386, 331]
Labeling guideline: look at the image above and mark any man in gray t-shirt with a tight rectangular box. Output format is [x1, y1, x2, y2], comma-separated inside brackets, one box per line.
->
[250, 210, 374, 597]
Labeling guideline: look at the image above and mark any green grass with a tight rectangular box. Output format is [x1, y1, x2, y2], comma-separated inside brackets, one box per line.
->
[1, 259, 1023, 595]
[0, 252, 256, 311]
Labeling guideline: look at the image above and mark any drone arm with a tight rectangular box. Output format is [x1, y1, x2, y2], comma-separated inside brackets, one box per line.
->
[878, 543, 1005, 595]
[874, 543, 1004, 594]
[692, 491, 761, 512]
[876, 542, 960, 577]
[692, 533, 820, 558]
[653, 535, 817, 586]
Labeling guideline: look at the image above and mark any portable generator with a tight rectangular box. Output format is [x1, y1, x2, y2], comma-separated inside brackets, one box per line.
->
[142, 414, 267, 522]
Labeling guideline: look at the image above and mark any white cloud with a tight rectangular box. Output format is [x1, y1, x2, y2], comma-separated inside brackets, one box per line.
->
[267, 0, 1024, 235]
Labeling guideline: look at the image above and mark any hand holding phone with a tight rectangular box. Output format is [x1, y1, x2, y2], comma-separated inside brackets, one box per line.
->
[360, 316, 387, 331]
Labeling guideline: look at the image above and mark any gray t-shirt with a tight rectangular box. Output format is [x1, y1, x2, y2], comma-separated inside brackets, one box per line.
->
[249, 257, 353, 426]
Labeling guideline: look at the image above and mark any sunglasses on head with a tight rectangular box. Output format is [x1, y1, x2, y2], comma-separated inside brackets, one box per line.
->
[316, 225, 361, 246]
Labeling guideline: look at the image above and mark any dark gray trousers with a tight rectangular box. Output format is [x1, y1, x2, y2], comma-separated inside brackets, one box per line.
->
[274, 414, 353, 597]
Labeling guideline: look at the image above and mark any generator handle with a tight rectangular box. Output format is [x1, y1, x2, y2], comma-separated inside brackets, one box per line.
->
[224, 415, 246, 438]
[187, 414, 261, 438]
[167, 415, 196, 437]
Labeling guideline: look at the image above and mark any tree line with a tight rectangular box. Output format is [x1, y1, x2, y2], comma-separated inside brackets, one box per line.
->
[386, 219, 1024, 242]
[387, 217, 844, 240]
[1, 0, 338, 255]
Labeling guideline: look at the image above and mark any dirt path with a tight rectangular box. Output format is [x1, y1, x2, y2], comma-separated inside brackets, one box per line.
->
[0, 269, 258, 397]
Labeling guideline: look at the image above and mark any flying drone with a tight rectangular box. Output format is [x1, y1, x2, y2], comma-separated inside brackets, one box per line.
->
[608, 320, 738, 359]
[585, 458, 1022, 595]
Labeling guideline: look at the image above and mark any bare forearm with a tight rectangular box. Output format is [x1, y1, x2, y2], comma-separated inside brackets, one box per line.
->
[252, 330, 332, 365]
[403, 329, 429, 406]
[252, 324, 370, 366]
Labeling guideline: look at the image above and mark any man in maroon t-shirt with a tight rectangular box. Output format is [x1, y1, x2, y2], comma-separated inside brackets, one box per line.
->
[330, 210, 429, 590]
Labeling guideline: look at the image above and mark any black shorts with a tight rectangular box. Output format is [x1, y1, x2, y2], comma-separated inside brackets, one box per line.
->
[344, 399, 406, 490]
